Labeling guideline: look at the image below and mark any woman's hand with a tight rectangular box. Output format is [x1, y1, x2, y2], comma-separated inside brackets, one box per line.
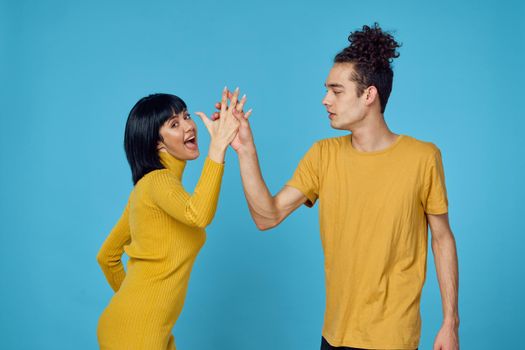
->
[212, 89, 254, 154]
[195, 87, 241, 163]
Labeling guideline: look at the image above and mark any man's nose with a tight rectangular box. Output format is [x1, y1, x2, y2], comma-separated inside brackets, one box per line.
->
[322, 94, 331, 107]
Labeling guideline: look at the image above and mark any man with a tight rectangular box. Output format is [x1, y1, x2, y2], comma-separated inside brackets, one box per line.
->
[219, 23, 459, 350]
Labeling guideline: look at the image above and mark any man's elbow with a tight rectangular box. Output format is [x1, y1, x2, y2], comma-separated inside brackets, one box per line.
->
[432, 229, 456, 244]
[431, 230, 457, 255]
[255, 222, 271, 231]
[255, 218, 280, 231]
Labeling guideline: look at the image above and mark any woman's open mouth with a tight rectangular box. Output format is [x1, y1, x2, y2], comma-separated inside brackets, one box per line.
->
[184, 136, 198, 150]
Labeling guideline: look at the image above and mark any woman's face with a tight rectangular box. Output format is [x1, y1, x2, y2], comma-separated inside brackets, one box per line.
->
[157, 110, 199, 160]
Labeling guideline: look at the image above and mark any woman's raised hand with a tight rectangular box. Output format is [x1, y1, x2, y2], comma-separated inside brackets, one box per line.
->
[212, 89, 254, 154]
[195, 87, 241, 163]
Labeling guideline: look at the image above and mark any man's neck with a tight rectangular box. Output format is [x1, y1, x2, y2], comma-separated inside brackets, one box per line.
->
[349, 113, 398, 153]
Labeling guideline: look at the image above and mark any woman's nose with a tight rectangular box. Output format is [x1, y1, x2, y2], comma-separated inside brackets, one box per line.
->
[182, 120, 194, 132]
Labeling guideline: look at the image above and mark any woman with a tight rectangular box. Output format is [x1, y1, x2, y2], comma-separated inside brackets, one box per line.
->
[96, 88, 247, 349]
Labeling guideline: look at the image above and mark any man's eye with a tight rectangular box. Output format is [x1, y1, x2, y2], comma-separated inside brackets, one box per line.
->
[334, 91, 342, 95]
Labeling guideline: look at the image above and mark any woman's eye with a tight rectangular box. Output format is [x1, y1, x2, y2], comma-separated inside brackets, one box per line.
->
[184, 114, 191, 120]
[172, 122, 179, 128]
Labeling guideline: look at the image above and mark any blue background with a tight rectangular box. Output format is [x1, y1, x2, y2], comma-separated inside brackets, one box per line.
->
[1, 0, 524, 348]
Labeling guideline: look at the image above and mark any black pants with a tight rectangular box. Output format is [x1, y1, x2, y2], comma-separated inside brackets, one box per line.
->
[321, 337, 418, 350]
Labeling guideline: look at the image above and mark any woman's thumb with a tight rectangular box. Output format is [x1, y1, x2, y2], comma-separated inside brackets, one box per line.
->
[195, 112, 212, 130]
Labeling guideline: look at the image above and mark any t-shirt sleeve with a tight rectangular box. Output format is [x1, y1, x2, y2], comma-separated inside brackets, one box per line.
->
[421, 147, 449, 214]
[286, 142, 320, 208]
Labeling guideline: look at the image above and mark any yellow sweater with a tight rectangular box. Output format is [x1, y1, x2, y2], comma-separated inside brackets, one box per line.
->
[97, 152, 224, 350]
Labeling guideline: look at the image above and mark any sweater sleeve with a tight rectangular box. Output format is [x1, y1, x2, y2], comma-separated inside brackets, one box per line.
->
[97, 198, 131, 292]
[149, 157, 225, 228]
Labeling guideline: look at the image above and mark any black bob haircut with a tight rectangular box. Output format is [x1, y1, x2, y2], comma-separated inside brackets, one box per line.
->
[334, 23, 401, 113]
[124, 93, 187, 185]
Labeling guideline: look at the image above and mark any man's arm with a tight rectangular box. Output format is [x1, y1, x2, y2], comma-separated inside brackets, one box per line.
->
[428, 213, 460, 350]
[212, 91, 307, 230]
[237, 146, 307, 230]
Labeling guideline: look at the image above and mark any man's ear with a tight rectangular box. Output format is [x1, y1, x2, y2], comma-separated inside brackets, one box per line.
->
[365, 86, 379, 106]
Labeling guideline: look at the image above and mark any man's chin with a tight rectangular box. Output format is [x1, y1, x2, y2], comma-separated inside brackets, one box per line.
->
[329, 120, 344, 130]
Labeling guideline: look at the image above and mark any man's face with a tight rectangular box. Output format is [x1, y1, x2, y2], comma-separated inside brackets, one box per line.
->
[322, 63, 367, 130]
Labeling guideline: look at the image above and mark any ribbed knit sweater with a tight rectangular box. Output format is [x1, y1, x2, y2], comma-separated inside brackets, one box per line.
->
[97, 152, 224, 350]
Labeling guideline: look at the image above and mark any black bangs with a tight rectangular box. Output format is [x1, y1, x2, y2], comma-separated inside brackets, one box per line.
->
[124, 93, 187, 185]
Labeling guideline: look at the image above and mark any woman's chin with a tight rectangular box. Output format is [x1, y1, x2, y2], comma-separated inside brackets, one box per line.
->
[182, 143, 200, 160]
[187, 150, 200, 160]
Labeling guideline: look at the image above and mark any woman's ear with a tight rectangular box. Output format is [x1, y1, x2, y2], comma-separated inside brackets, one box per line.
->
[157, 140, 165, 152]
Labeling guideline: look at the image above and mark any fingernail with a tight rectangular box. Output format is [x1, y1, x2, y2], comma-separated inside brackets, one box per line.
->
[242, 94, 246, 100]
[235, 87, 239, 92]
[224, 86, 227, 91]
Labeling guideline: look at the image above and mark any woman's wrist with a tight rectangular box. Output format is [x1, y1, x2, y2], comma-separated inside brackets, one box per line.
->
[208, 140, 227, 163]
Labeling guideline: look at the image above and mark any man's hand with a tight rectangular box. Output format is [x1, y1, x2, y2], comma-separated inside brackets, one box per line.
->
[433, 323, 459, 350]
[212, 89, 253, 153]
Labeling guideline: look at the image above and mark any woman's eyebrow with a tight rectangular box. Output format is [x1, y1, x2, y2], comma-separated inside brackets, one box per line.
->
[167, 115, 179, 123]
[167, 110, 189, 122]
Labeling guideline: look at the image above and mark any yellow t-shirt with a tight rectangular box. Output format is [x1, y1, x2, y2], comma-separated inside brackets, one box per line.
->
[287, 134, 448, 349]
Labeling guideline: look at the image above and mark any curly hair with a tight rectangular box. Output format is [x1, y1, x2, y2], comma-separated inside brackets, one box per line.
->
[334, 23, 401, 113]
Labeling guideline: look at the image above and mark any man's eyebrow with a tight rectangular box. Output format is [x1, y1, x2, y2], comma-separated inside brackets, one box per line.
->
[325, 83, 345, 88]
